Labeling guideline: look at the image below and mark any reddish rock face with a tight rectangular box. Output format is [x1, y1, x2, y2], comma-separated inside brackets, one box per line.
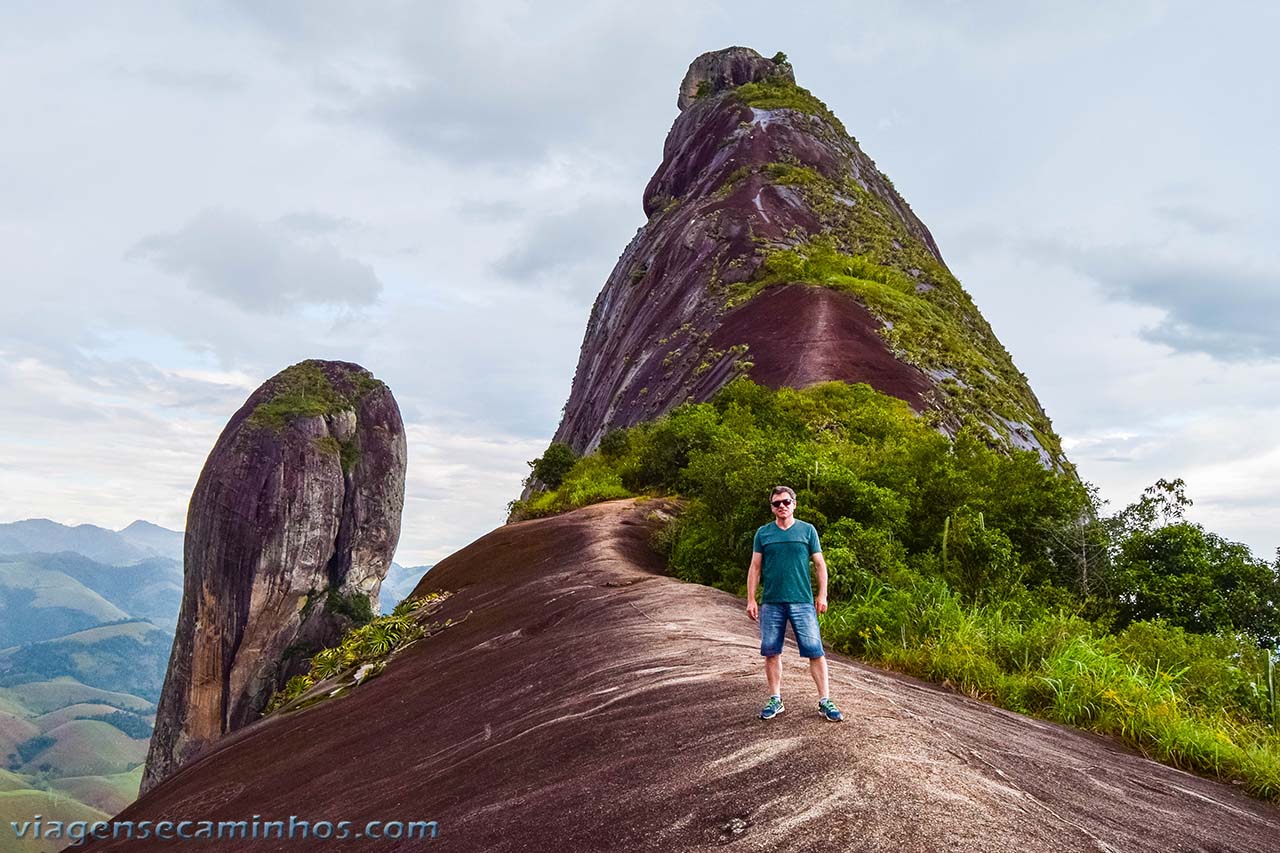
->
[87, 500, 1280, 852]
[141, 359, 406, 795]
[548, 47, 1062, 468]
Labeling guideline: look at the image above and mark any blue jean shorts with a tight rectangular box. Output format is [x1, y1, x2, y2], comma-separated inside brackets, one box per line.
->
[760, 602, 825, 658]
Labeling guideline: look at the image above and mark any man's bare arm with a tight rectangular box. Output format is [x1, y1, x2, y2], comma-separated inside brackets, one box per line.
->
[746, 552, 762, 620]
[813, 552, 829, 613]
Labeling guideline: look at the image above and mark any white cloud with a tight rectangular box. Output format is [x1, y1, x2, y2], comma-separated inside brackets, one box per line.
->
[0, 1, 1277, 566]
[129, 208, 382, 312]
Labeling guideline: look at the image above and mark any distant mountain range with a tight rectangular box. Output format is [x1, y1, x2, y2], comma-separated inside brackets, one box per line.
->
[0, 514, 427, 834]
[380, 562, 433, 614]
[0, 518, 425, 609]
[0, 518, 185, 565]
[0, 519, 184, 832]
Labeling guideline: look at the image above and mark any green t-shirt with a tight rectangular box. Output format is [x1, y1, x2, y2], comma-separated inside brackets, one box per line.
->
[753, 519, 821, 603]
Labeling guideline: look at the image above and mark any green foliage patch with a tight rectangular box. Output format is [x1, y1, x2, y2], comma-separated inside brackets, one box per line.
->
[727, 234, 1061, 460]
[247, 360, 384, 431]
[83, 711, 152, 740]
[510, 378, 1280, 800]
[264, 594, 450, 715]
[734, 78, 848, 136]
[324, 589, 374, 626]
[525, 441, 580, 490]
[11, 735, 54, 768]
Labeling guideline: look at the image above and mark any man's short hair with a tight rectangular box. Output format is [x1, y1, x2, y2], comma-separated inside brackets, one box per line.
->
[770, 485, 796, 503]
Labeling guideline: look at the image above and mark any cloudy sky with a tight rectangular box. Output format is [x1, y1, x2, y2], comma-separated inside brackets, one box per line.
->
[2, 1, 1276, 565]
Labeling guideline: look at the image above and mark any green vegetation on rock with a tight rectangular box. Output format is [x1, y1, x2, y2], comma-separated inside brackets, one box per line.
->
[734, 77, 847, 136]
[323, 589, 374, 626]
[247, 360, 384, 431]
[312, 436, 341, 457]
[524, 442, 580, 491]
[265, 594, 452, 715]
[719, 153, 1063, 461]
[312, 435, 361, 474]
[511, 378, 1280, 801]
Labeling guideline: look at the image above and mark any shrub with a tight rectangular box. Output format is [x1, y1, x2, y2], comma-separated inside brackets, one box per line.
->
[325, 590, 374, 626]
[510, 377, 1280, 800]
[264, 595, 444, 715]
[527, 442, 579, 489]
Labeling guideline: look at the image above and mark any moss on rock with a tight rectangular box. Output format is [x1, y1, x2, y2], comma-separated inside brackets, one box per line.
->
[247, 360, 386, 431]
[733, 78, 848, 136]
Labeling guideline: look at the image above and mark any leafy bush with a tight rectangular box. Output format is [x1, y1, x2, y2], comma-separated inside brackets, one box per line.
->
[325, 590, 374, 626]
[1110, 522, 1280, 642]
[526, 442, 579, 490]
[512, 377, 1280, 799]
[264, 594, 445, 715]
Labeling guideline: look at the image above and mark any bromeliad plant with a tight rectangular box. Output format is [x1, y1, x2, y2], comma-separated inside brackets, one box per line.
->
[264, 592, 458, 715]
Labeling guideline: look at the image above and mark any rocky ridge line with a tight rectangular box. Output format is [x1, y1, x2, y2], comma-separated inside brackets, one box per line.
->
[545, 46, 1063, 474]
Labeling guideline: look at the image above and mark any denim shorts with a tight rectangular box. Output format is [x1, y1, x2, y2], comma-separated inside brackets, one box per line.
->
[760, 601, 825, 658]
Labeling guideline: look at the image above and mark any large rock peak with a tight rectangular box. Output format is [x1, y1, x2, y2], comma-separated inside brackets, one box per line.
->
[141, 359, 407, 794]
[545, 48, 1065, 470]
[676, 46, 793, 111]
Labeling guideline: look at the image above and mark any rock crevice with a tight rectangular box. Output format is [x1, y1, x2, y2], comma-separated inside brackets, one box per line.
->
[141, 359, 406, 795]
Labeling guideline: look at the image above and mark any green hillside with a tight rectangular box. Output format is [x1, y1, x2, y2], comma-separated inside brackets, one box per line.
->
[18, 720, 147, 777]
[0, 683, 151, 834]
[0, 620, 171, 702]
[51, 766, 142, 815]
[0, 561, 130, 645]
[0, 712, 39, 763]
[33, 703, 125, 732]
[0, 789, 109, 852]
[30, 553, 183, 631]
[0, 767, 28, 792]
[0, 523, 180, 833]
[0, 678, 153, 716]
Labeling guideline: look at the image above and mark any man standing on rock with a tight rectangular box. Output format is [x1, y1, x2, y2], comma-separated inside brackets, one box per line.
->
[746, 486, 844, 722]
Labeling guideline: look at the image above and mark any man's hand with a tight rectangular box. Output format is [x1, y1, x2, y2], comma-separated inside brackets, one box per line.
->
[746, 599, 759, 621]
[815, 594, 828, 614]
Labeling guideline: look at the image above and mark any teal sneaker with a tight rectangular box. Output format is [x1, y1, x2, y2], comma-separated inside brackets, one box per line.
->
[818, 697, 844, 722]
[759, 696, 784, 720]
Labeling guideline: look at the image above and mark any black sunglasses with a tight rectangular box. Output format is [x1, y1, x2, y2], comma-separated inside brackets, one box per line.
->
[771, 498, 793, 507]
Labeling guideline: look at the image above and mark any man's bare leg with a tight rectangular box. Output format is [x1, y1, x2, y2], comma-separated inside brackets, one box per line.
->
[808, 655, 829, 699]
[765, 654, 782, 696]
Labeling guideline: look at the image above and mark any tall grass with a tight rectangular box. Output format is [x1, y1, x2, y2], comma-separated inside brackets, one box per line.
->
[824, 580, 1280, 801]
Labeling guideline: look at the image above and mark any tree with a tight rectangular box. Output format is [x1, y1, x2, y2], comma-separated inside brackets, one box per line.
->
[526, 442, 579, 490]
[1111, 521, 1280, 643]
[1108, 477, 1193, 543]
[1036, 482, 1111, 597]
